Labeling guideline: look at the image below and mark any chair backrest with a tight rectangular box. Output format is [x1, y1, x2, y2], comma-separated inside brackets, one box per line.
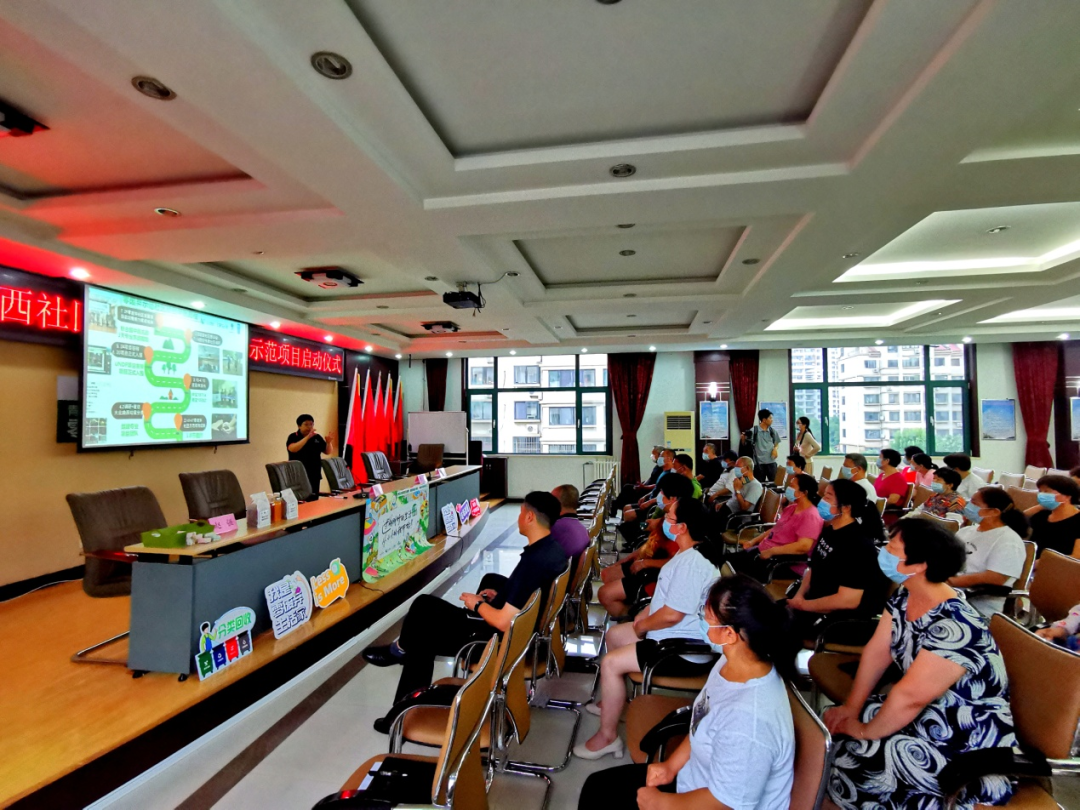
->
[321, 457, 355, 491]
[874, 497, 887, 516]
[910, 485, 933, 510]
[761, 487, 782, 523]
[720, 560, 737, 578]
[1017, 541, 1037, 592]
[502, 591, 542, 743]
[1029, 549, 1080, 623]
[787, 681, 833, 810]
[432, 636, 498, 808]
[1024, 465, 1048, 481]
[1005, 485, 1039, 513]
[570, 540, 598, 601]
[66, 487, 166, 597]
[971, 466, 994, 485]
[819, 465, 833, 480]
[989, 613, 1080, 761]
[541, 561, 573, 674]
[361, 451, 394, 482]
[917, 512, 961, 534]
[1048, 468, 1069, 479]
[1022, 477, 1038, 491]
[899, 482, 915, 510]
[179, 469, 245, 520]
[997, 472, 1024, 490]
[773, 467, 787, 487]
[265, 460, 313, 500]
[415, 443, 445, 473]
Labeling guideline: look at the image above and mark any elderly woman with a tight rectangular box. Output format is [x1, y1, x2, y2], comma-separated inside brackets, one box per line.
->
[824, 519, 1016, 810]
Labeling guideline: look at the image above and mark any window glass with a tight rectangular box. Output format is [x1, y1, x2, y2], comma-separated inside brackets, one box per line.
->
[548, 369, 576, 388]
[792, 389, 822, 444]
[548, 406, 576, 425]
[582, 391, 608, 454]
[468, 394, 493, 452]
[514, 401, 539, 420]
[930, 344, 966, 381]
[546, 444, 575, 454]
[933, 386, 965, 452]
[579, 353, 608, 387]
[468, 358, 494, 389]
[513, 437, 540, 454]
[827, 346, 923, 382]
[790, 348, 824, 383]
[829, 386, 927, 454]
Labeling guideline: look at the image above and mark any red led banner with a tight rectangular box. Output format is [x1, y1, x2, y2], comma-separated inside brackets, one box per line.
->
[0, 265, 83, 347]
[248, 329, 344, 381]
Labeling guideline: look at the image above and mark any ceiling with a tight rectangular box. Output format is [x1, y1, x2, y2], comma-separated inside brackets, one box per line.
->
[2, 0, 1080, 360]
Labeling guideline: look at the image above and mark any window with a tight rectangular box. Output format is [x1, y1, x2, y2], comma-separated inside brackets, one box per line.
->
[514, 401, 539, 420]
[465, 354, 611, 454]
[794, 346, 971, 455]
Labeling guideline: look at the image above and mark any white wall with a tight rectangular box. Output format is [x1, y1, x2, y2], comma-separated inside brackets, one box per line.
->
[754, 349, 791, 438]
[973, 342, 1053, 476]
[636, 351, 696, 473]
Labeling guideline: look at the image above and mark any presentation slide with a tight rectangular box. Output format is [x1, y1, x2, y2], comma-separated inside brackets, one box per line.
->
[81, 286, 249, 450]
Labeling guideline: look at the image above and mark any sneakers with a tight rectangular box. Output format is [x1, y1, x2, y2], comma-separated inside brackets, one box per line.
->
[572, 736, 625, 760]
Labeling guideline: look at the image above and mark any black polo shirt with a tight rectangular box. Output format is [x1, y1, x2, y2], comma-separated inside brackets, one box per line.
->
[698, 457, 725, 489]
[491, 534, 570, 619]
[286, 431, 327, 488]
[806, 521, 889, 617]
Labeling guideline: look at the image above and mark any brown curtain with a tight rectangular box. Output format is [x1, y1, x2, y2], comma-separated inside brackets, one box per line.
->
[729, 350, 760, 436]
[609, 352, 657, 485]
[425, 358, 448, 412]
[1012, 342, 1059, 468]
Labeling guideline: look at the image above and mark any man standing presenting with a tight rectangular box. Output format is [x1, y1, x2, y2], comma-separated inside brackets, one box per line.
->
[286, 414, 335, 496]
[745, 409, 781, 483]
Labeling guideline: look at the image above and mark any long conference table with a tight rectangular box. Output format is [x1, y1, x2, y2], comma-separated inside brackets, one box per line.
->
[122, 465, 481, 675]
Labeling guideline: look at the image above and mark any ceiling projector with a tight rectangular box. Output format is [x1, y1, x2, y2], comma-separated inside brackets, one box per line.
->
[296, 266, 363, 289]
[442, 289, 483, 309]
[423, 321, 460, 334]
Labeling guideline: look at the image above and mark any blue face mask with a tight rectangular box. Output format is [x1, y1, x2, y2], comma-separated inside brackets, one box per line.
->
[963, 502, 983, 524]
[701, 452, 709, 462]
[1038, 492, 1061, 510]
[720, 460, 729, 470]
[817, 500, 836, 521]
[839, 466, 853, 479]
[697, 615, 729, 654]
[785, 487, 797, 502]
[877, 547, 911, 584]
[730, 467, 743, 480]
[656, 492, 665, 509]
[662, 519, 678, 541]
[785, 464, 795, 475]
[930, 482, 944, 494]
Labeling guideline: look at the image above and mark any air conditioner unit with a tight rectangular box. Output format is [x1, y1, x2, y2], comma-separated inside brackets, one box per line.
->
[526, 424, 536, 434]
[664, 411, 695, 469]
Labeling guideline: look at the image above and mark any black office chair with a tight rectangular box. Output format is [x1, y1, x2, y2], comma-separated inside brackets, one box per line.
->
[322, 457, 358, 492]
[265, 460, 315, 501]
[179, 469, 246, 520]
[361, 451, 394, 483]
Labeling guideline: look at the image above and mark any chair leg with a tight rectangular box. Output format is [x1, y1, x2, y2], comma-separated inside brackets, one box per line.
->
[500, 766, 552, 810]
[507, 705, 582, 774]
[71, 630, 129, 666]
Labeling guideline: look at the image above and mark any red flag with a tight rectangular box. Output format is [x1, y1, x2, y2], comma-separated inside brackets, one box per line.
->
[347, 369, 371, 482]
[392, 377, 404, 459]
[382, 377, 394, 455]
[371, 373, 384, 455]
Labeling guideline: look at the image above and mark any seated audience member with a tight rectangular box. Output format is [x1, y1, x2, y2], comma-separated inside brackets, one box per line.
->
[824, 519, 1016, 810]
[551, 484, 591, 572]
[943, 452, 985, 500]
[597, 475, 694, 616]
[619, 449, 676, 543]
[787, 479, 889, 640]
[901, 445, 926, 483]
[696, 442, 724, 490]
[910, 467, 966, 522]
[704, 450, 740, 503]
[577, 576, 797, 810]
[574, 500, 719, 760]
[1070, 466, 1080, 490]
[673, 452, 703, 500]
[908, 451, 937, 489]
[793, 415, 821, 474]
[840, 453, 876, 502]
[615, 445, 664, 508]
[1027, 474, 1080, 559]
[362, 492, 567, 718]
[780, 454, 806, 501]
[729, 473, 823, 581]
[1037, 601, 1080, 651]
[949, 487, 1028, 617]
[710, 456, 763, 534]
[873, 448, 909, 509]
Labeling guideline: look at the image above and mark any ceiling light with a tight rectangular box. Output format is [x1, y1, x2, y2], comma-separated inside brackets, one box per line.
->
[962, 336, 972, 343]
[1059, 333, 1070, 341]
[648, 345, 657, 352]
[581, 348, 588, 353]
[619, 249, 636, 257]
[253, 250, 265, 255]
[617, 223, 635, 229]
[703, 320, 711, 324]
[510, 350, 517, 355]
[154, 207, 181, 217]
[627, 314, 636, 318]
[324, 334, 334, 343]
[610, 163, 636, 178]
[875, 339, 884, 345]
[841, 306, 854, 311]
[842, 253, 860, 259]
[269, 321, 281, 329]
[310, 51, 353, 80]
[131, 76, 176, 100]
[986, 226, 1010, 234]
[506, 271, 520, 277]
[69, 267, 90, 280]
[624, 293, 637, 298]
[191, 301, 204, 310]
[628, 334, 636, 337]
[720, 344, 728, 349]
[394, 353, 403, 359]
[914, 281, 927, 286]
[425, 276, 438, 281]
[768, 300, 958, 331]
[445, 351, 453, 357]
[741, 258, 760, 266]
[984, 306, 1080, 324]
[376, 305, 389, 309]
[365, 345, 373, 352]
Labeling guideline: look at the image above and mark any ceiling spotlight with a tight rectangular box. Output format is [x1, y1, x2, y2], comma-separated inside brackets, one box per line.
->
[192, 301, 205, 310]
[962, 336, 973, 343]
[720, 344, 728, 349]
[1059, 333, 1070, 341]
[703, 320, 711, 324]
[445, 351, 453, 357]
[269, 321, 281, 329]
[581, 348, 588, 353]
[510, 350, 517, 355]
[628, 334, 637, 337]
[154, 207, 181, 217]
[376, 305, 389, 309]
[841, 305, 855, 311]
[619, 249, 636, 257]
[648, 345, 657, 352]
[875, 339, 884, 345]
[610, 163, 637, 178]
[914, 281, 928, 286]
[741, 258, 760, 266]
[506, 271, 520, 277]
[627, 314, 637, 318]
[425, 276, 438, 282]
[365, 345, 373, 352]
[624, 293, 637, 298]
[395, 353, 403, 359]
[131, 76, 176, 100]
[595, 0, 623, 5]
[986, 226, 1010, 234]
[69, 267, 90, 280]
[311, 51, 353, 80]
[324, 334, 334, 343]
[617, 223, 635, 229]
[842, 252, 860, 259]
[253, 250, 265, 255]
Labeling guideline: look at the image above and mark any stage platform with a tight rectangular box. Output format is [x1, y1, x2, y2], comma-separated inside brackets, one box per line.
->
[0, 501, 496, 808]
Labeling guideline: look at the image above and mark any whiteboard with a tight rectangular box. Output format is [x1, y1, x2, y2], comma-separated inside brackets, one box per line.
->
[407, 411, 468, 455]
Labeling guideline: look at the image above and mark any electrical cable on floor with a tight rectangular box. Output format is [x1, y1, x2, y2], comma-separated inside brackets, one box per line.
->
[0, 578, 80, 604]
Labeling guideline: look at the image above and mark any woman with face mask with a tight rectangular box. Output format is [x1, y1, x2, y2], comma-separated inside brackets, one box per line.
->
[793, 415, 821, 474]
[948, 487, 1028, 617]
[574, 500, 720, 761]
[729, 473, 823, 581]
[824, 520, 1016, 810]
[1027, 474, 1080, 559]
[578, 576, 798, 810]
[911, 467, 966, 523]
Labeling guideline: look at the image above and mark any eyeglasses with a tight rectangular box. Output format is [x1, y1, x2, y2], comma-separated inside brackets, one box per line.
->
[697, 609, 729, 630]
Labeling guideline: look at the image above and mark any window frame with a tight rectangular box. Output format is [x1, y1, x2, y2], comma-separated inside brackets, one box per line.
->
[464, 355, 613, 455]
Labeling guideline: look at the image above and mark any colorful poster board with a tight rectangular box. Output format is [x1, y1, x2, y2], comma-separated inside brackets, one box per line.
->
[194, 606, 254, 680]
[981, 399, 1016, 441]
[363, 483, 431, 581]
[441, 503, 460, 536]
[457, 501, 471, 526]
[310, 558, 350, 608]
[470, 498, 482, 518]
[264, 571, 313, 639]
[699, 400, 729, 439]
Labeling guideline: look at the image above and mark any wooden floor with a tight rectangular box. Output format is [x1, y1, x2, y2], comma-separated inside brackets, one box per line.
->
[0, 504, 493, 807]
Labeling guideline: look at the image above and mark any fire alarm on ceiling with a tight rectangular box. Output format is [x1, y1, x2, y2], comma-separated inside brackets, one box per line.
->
[296, 266, 363, 289]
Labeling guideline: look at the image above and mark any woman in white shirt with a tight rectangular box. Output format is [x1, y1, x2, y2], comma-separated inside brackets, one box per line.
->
[793, 416, 821, 474]
[577, 576, 797, 810]
[949, 486, 1028, 616]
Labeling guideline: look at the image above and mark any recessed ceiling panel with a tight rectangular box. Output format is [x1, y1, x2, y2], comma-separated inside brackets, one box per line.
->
[767, 300, 959, 330]
[516, 227, 742, 287]
[348, 0, 871, 155]
[205, 259, 434, 299]
[569, 309, 697, 335]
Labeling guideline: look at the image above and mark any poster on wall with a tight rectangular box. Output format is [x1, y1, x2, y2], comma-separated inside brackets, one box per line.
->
[759, 401, 789, 439]
[699, 400, 729, 439]
[363, 483, 431, 581]
[981, 399, 1016, 441]
[1072, 398, 1080, 442]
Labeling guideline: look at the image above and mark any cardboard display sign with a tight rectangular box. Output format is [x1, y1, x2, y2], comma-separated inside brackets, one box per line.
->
[441, 503, 460, 536]
[264, 571, 313, 639]
[431, 467, 446, 479]
[457, 501, 471, 526]
[310, 558, 350, 609]
[469, 498, 482, 518]
[280, 487, 299, 520]
[414, 474, 428, 485]
[195, 606, 255, 680]
[363, 483, 431, 581]
[370, 483, 384, 496]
